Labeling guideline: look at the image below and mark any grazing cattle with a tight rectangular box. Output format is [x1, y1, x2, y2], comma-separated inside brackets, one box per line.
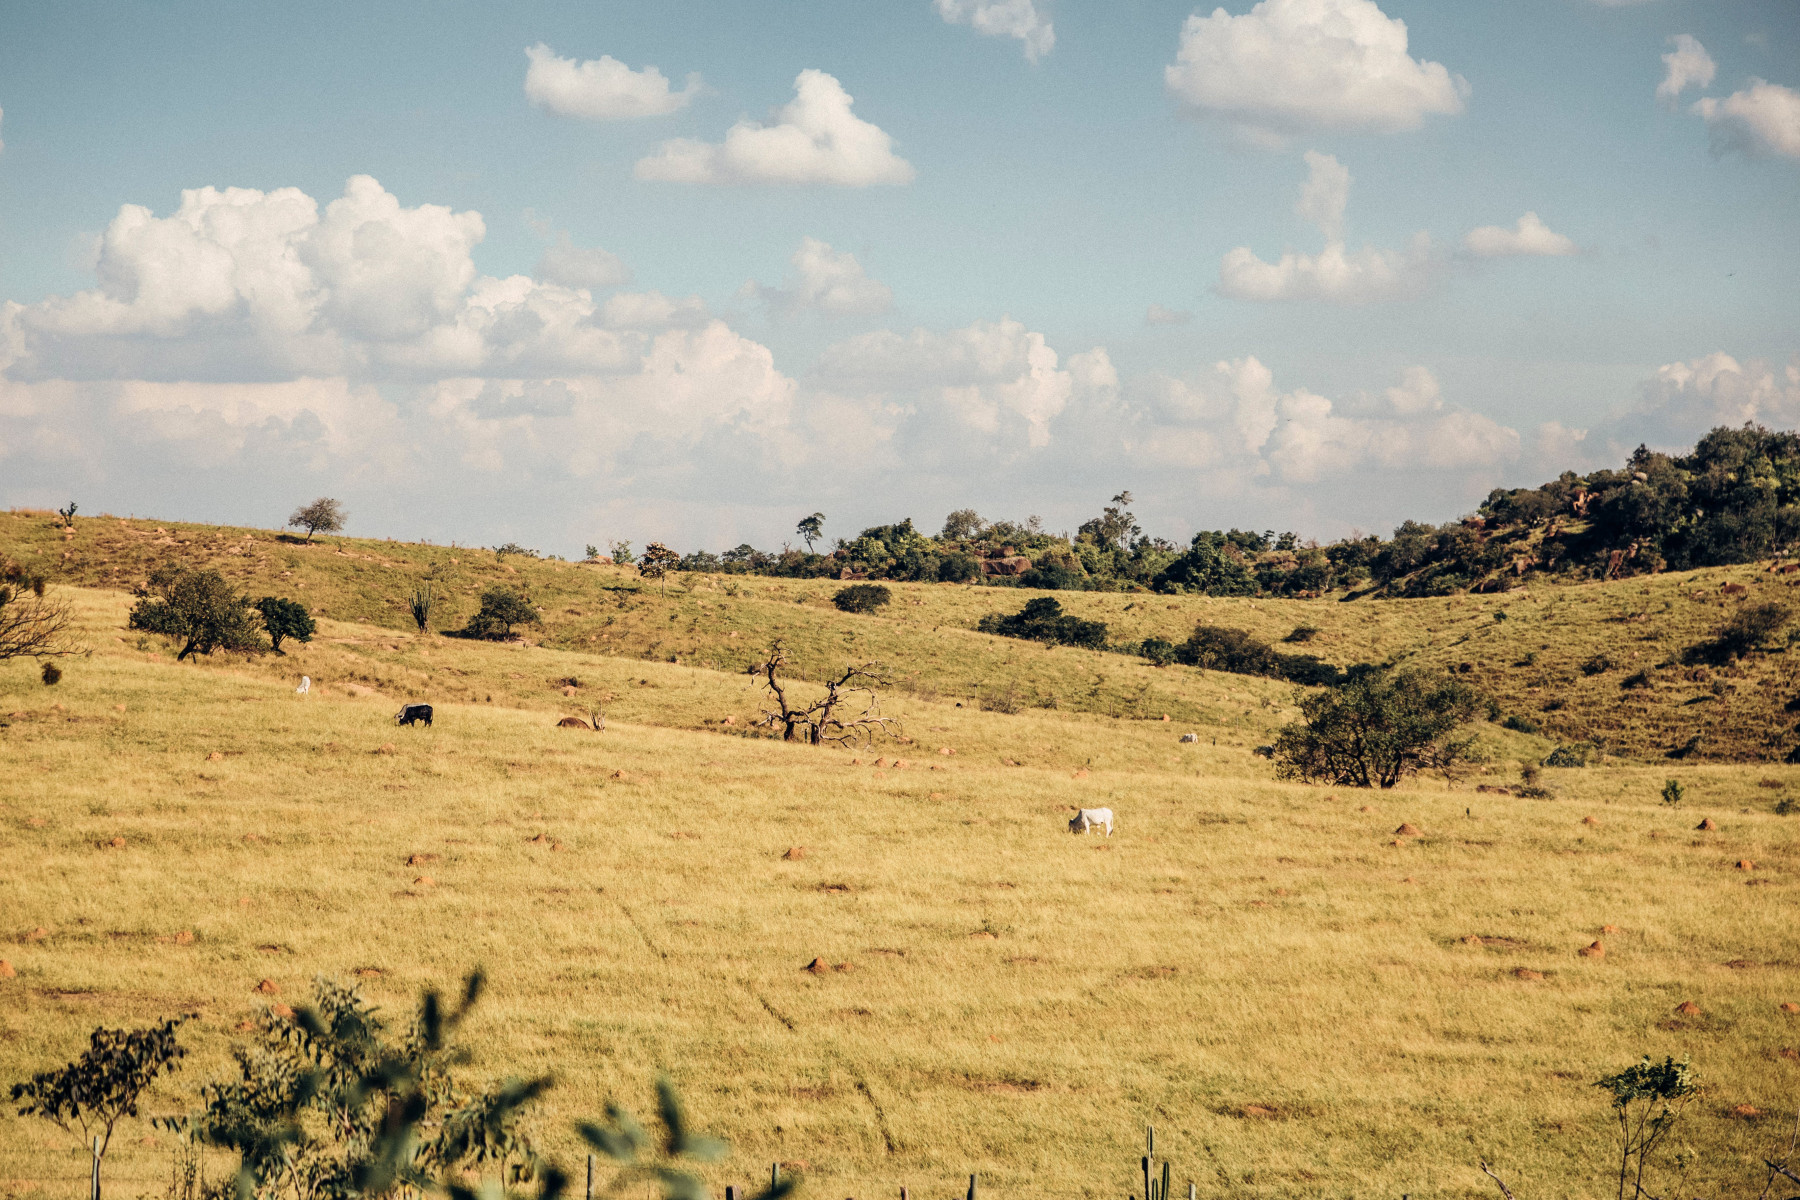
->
[295, 676, 310, 694]
[1179, 732, 1199, 743]
[396, 704, 433, 727]
[1721, 582, 1749, 597]
[1069, 807, 1114, 836]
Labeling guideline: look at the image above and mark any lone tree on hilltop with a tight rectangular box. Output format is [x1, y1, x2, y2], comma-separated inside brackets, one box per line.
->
[796, 512, 825, 553]
[0, 561, 74, 663]
[940, 509, 983, 540]
[755, 641, 897, 746]
[287, 497, 346, 542]
[638, 542, 680, 590]
[458, 588, 539, 640]
[129, 564, 263, 661]
[1271, 666, 1483, 789]
[11, 1015, 189, 1191]
[253, 596, 315, 654]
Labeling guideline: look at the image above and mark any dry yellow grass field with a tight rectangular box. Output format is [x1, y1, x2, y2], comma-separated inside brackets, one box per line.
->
[3, 531, 1800, 1200]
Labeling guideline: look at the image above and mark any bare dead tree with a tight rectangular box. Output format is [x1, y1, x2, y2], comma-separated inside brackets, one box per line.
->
[0, 562, 74, 662]
[1479, 1162, 1517, 1200]
[754, 641, 898, 747]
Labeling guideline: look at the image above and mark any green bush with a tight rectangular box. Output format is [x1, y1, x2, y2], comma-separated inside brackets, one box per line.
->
[1502, 714, 1540, 734]
[1176, 624, 1341, 685]
[938, 552, 981, 583]
[253, 596, 315, 653]
[1140, 637, 1177, 667]
[833, 583, 892, 613]
[1271, 668, 1484, 788]
[1543, 745, 1588, 767]
[129, 564, 264, 661]
[457, 588, 540, 640]
[977, 597, 1107, 649]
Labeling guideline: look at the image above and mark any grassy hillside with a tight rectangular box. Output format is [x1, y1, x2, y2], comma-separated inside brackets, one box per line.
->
[8, 509, 1800, 762]
[3, 589, 1799, 1200]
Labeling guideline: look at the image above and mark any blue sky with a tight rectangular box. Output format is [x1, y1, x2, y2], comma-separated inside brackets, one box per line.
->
[1, 0, 1797, 553]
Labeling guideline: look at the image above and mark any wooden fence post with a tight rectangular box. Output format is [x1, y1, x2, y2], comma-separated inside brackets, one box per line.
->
[91, 1136, 101, 1200]
[967, 1174, 976, 1200]
[586, 1154, 594, 1200]
[771, 1163, 780, 1191]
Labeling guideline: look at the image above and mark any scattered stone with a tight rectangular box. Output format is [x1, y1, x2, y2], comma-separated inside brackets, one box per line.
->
[1737, 859, 1756, 870]
[354, 967, 384, 978]
[0, 960, 14, 978]
[1675, 1000, 1702, 1016]
[1778, 1047, 1799, 1061]
[1240, 1104, 1279, 1120]
[27, 816, 46, 827]
[1072, 768, 1090, 779]
[1601, 924, 1621, 933]
[1514, 968, 1546, 981]
[969, 930, 998, 940]
[721, 715, 736, 725]
[205, 751, 223, 762]
[377, 743, 396, 755]
[1160, 714, 1170, 722]
[1394, 823, 1422, 837]
[929, 792, 945, 801]
[234, 1020, 256, 1032]
[173, 930, 194, 945]
[1579, 941, 1606, 958]
[253, 979, 279, 994]
[611, 770, 631, 781]
[1781, 1002, 1799, 1013]
[406, 853, 438, 866]
[1359, 805, 1376, 813]
[413, 875, 435, 887]
[782, 847, 806, 860]
[1730, 1103, 1761, 1118]
[271, 1003, 296, 1020]
[804, 957, 831, 974]
[938, 747, 954, 756]
[25, 926, 48, 942]
[874, 757, 890, 768]
[1581, 816, 1601, 827]
[113, 704, 126, 712]
[1696, 817, 1717, 831]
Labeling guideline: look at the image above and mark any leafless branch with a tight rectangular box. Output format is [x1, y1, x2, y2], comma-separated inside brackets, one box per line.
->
[1480, 1161, 1517, 1200]
[0, 565, 76, 661]
[754, 642, 899, 747]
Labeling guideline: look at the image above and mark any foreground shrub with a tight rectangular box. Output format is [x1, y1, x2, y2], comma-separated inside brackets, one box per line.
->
[1272, 667, 1484, 789]
[833, 583, 892, 613]
[1140, 637, 1177, 667]
[977, 597, 1106, 648]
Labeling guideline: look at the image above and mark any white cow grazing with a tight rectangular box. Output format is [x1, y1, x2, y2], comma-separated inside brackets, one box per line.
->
[1069, 807, 1114, 836]
[295, 676, 310, 694]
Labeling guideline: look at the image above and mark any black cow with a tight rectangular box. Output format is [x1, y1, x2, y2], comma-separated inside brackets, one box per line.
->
[396, 704, 434, 727]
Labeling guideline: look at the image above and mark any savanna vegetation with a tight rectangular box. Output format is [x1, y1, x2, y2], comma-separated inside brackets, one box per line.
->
[4, 440, 1800, 1200]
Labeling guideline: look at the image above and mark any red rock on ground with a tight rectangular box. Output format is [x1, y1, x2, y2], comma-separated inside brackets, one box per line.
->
[804, 958, 830, 974]
[782, 846, 806, 860]
[253, 978, 279, 994]
[0, 960, 15, 978]
[414, 876, 435, 887]
[1581, 816, 1601, 827]
[1601, 924, 1621, 933]
[25, 927, 48, 942]
[1696, 818, 1717, 830]
[1359, 805, 1376, 813]
[1675, 1000, 1702, 1015]
[1394, 823, 1422, 836]
[1737, 859, 1756, 870]
[173, 930, 195, 945]
[1580, 941, 1606, 958]
[1730, 1103, 1761, 1118]
[271, 1003, 296, 1020]
[1780, 1001, 1800, 1013]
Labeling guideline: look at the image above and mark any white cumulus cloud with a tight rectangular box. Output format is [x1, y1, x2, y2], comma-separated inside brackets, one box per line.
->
[634, 70, 914, 186]
[1218, 153, 1439, 303]
[1693, 79, 1800, 159]
[1461, 212, 1578, 258]
[1657, 35, 1715, 103]
[1164, 0, 1467, 144]
[533, 232, 632, 290]
[753, 237, 893, 316]
[934, 0, 1055, 62]
[523, 44, 700, 120]
[1145, 304, 1193, 326]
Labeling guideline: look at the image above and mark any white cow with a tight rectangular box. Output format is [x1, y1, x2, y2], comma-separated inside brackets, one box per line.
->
[1069, 807, 1114, 836]
[295, 676, 311, 694]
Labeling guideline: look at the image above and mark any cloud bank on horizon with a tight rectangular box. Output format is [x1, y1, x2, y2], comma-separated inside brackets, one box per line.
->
[0, 0, 1795, 551]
